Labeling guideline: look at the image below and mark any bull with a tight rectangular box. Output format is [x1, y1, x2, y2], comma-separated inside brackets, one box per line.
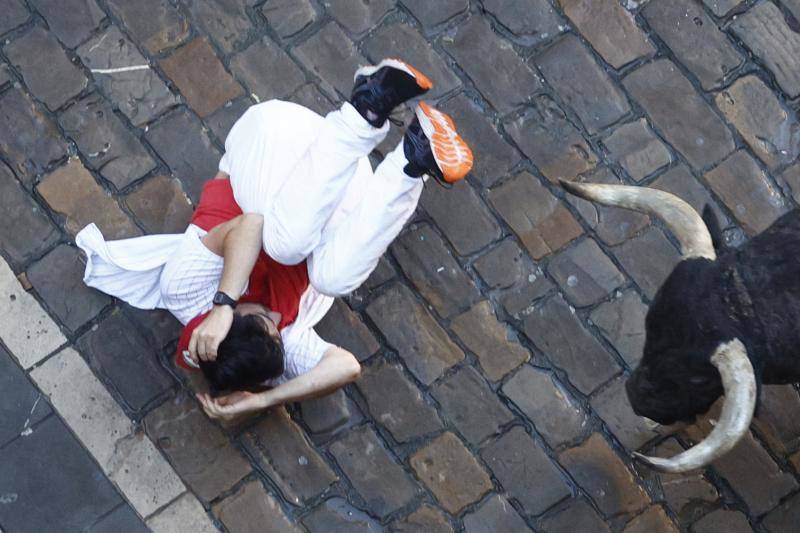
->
[561, 180, 800, 473]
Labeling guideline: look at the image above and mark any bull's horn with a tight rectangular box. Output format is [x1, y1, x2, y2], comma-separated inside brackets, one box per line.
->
[632, 339, 756, 473]
[559, 180, 716, 260]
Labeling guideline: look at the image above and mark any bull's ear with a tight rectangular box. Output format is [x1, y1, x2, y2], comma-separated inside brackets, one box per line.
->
[702, 205, 726, 252]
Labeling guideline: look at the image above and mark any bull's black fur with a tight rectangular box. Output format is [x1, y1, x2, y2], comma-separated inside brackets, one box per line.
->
[627, 209, 800, 424]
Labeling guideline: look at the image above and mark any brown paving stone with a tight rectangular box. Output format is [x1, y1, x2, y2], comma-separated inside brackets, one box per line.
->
[229, 38, 305, 101]
[294, 22, 367, 98]
[432, 366, 514, 445]
[547, 238, 626, 307]
[261, 0, 317, 39]
[473, 239, 535, 290]
[160, 39, 243, 117]
[505, 96, 599, 183]
[715, 75, 800, 170]
[78, 26, 178, 127]
[524, 295, 620, 395]
[483, 0, 563, 46]
[702, 0, 744, 17]
[37, 159, 140, 239]
[388, 504, 453, 533]
[603, 119, 672, 182]
[30, 0, 104, 48]
[612, 227, 681, 300]
[330, 426, 420, 517]
[302, 497, 382, 532]
[242, 408, 338, 505]
[450, 301, 530, 382]
[366, 282, 461, 384]
[409, 432, 493, 514]
[144, 393, 250, 502]
[489, 172, 583, 260]
[325, 0, 394, 35]
[591, 376, 661, 451]
[703, 150, 788, 236]
[752, 384, 800, 457]
[761, 492, 800, 533]
[643, 0, 743, 90]
[462, 493, 531, 532]
[106, 0, 189, 53]
[443, 16, 541, 114]
[536, 34, 630, 134]
[419, 180, 501, 256]
[502, 365, 587, 449]
[482, 426, 571, 515]
[392, 224, 480, 318]
[651, 164, 729, 227]
[124, 175, 193, 234]
[559, 0, 654, 69]
[314, 299, 379, 362]
[4, 27, 88, 111]
[623, 59, 734, 171]
[559, 433, 650, 517]
[356, 359, 443, 443]
[590, 290, 648, 367]
[622, 505, 678, 533]
[693, 508, 753, 533]
[540, 497, 610, 533]
[0, 0, 29, 35]
[402, 0, 467, 30]
[730, 2, 800, 98]
[180, 0, 251, 54]
[60, 94, 157, 190]
[212, 480, 301, 533]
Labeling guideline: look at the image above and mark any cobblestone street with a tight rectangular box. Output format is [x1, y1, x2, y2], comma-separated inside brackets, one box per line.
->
[2, 0, 800, 531]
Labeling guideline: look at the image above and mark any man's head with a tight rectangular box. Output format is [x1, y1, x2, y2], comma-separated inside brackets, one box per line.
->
[199, 304, 284, 394]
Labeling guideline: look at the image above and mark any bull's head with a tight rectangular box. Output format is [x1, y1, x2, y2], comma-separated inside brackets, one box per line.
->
[561, 180, 757, 474]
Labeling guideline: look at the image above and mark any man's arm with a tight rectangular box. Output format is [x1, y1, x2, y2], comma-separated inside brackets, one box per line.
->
[189, 213, 264, 362]
[196, 346, 361, 421]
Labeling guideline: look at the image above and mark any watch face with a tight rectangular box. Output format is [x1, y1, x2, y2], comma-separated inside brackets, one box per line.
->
[213, 292, 235, 306]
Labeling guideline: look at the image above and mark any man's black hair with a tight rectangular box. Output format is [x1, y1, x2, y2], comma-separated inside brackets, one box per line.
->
[199, 313, 284, 394]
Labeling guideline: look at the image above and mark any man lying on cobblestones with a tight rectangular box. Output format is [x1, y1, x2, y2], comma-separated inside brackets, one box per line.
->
[75, 59, 473, 421]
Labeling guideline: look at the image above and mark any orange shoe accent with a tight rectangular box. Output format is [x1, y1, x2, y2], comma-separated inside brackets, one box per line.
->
[416, 102, 474, 183]
[388, 58, 433, 90]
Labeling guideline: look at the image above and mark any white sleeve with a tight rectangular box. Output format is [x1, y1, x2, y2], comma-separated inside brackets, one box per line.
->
[266, 327, 333, 386]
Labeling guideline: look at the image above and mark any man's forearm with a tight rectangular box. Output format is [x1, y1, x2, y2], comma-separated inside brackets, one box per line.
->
[215, 214, 263, 298]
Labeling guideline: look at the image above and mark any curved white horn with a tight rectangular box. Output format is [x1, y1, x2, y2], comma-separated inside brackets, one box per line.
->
[633, 339, 756, 473]
[560, 180, 716, 260]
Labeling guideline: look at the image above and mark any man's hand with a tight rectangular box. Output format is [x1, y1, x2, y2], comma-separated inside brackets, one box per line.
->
[189, 305, 234, 362]
[196, 391, 266, 421]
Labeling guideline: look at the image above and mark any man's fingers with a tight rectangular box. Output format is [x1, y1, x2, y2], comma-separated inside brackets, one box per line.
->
[188, 330, 199, 358]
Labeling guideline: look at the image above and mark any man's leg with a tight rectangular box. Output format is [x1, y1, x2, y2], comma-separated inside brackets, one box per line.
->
[308, 103, 473, 296]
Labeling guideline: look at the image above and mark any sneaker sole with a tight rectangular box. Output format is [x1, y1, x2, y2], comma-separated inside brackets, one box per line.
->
[415, 102, 473, 184]
[354, 58, 433, 91]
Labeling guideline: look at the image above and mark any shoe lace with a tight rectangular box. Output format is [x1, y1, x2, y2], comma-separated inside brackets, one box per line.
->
[387, 114, 404, 127]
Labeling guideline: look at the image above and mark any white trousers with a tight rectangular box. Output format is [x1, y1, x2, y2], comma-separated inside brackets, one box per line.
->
[223, 100, 423, 297]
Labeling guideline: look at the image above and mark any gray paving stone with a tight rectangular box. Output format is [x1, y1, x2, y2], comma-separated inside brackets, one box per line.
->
[502, 365, 587, 449]
[289, 83, 334, 116]
[649, 439, 718, 524]
[105, 0, 188, 54]
[537, 34, 630, 134]
[612, 227, 681, 300]
[488, 172, 583, 260]
[540, 497, 610, 533]
[505, 95, 599, 182]
[302, 497, 382, 533]
[730, 2, 800, 98]
[212, 480, 301, 533]
[85, 504, 149, 533]
[261, 0, 317, 39]
[560, 0, 654, 69]
[481, 426, 571, 515]
[330, 426, 420, 517]
[643, 0, 743, 90]
[473, 239, 533, 290]
[760, 493, 800, 533]
[439, 94, 519, 187]
[294, 22, 367, 98]
[122, 304, 182, 353]
[463, 494, 531, 533]
[299, 388, 360, 439]
[443, 16, 541, 114]
[29, 0, 104, 48]
[146, 493, 218, 533]
[179, 0, 252, 54]
[0, 63, 11, 86]
[325, 0, 394, 35]
[591, 376, 661, 450]
[622, 505, 678, 533]
[701, 0, 744, 17]
[388, 504, 453, 533]
[356, 359, 443, 442]
[125, 175, 193, 234]
[651, 164, 728, 228]
[603, 119, 671, 181]
[363, 23, 459, 100]
[590, 289, 647, 367]
[315, 299, 379, 362]
[206, 97, 251, 142]
[0, 0, 29, 36]
[693, 508, 752, 533]
[392, 223, 480, 318]
[27, 244, 110, 333]
[715, 75, 800, 170]
[77, 309, 173, 414]
[230, 38, 305, 101]
[752, 384, 800, 457]
[144, 107, 222, 202]
[0, 88, 68, 185]
[60, 94, 157, 190]
[0, 415, 121, 532]
[782, 162, 800, 206]
[523, 295, 620, 395]
[703, 150, 788, 236]
[623, 59, 734, 170]
[483, 0, 562, 46]
[0, 345, 51, 447]
[402, 0, 468, 30]
[78, 26, 178, 127]
[361, 255, 395, 290]
[547, 238, 625, 307]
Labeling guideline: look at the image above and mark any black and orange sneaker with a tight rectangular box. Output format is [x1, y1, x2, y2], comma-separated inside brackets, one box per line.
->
[350, 58, 433, 127]
[402, 102, 473, 187]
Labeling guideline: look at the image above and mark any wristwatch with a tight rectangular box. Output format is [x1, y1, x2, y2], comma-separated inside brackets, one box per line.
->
[212, 291, 238, 308]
